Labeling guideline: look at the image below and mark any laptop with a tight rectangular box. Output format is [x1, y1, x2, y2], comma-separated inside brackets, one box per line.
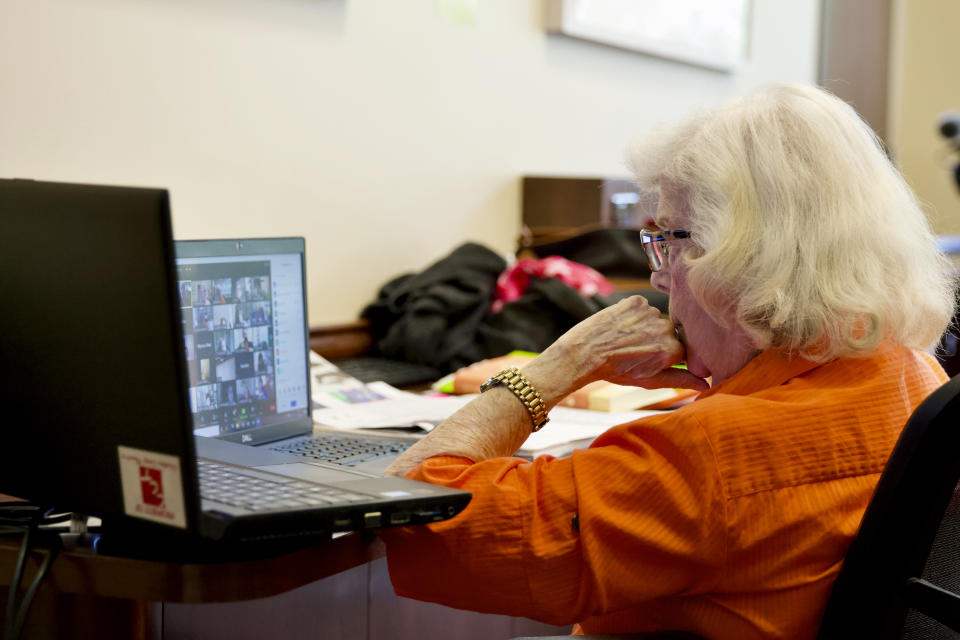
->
[174, 237, 428, 475]
[0, 178, 470, 551]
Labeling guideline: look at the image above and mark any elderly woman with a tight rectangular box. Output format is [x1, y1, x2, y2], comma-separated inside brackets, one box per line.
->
[381, 84, 956, 638]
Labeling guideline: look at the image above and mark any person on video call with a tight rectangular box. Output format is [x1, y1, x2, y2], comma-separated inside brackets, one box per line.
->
[381, 84, 956, 638]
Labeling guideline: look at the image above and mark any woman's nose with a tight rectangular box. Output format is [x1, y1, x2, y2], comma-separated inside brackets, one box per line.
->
[650, 269, 670, 294]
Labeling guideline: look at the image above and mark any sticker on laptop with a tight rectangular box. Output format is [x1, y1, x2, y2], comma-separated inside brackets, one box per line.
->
[117, 446, 187, 529]
[379, 490, 412, 498]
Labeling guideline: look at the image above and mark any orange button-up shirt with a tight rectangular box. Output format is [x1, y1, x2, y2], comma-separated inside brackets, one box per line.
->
[382, 347, 947, 639]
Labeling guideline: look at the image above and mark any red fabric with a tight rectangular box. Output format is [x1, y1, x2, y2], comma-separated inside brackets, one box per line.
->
[492, 256, 615, 312]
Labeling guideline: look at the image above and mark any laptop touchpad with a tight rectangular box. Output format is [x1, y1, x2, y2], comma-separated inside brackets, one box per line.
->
[254, 462, 371, 483]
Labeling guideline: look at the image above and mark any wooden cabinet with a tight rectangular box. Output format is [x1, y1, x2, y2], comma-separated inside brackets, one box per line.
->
[521, 176, 646, 231]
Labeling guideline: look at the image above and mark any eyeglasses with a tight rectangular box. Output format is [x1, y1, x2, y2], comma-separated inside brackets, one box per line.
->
[640, 229, 692, 272]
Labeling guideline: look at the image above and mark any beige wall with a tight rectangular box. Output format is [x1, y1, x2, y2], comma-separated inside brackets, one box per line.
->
[889, 0, 960, 235]
[0, 0, 820, 324]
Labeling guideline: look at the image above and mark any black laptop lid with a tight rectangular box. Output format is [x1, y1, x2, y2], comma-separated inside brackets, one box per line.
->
[174, 238, 313, 446]
[0, 179, 201, 532]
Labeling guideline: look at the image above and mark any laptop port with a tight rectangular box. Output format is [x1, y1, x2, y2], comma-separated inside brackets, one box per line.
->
[389, 512, 411, 525]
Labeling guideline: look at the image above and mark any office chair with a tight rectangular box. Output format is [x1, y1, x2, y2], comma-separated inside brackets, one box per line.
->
[515, 374, 960, 640]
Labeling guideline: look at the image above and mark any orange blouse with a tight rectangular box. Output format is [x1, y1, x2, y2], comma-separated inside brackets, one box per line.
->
[381, 347, 947, 639]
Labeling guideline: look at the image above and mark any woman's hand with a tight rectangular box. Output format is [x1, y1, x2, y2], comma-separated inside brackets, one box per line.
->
[385, 295, 709, 476]
[521, 296, 709, 406]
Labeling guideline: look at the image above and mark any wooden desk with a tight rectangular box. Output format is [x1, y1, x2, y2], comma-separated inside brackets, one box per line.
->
[0, 529, 383, 638]
[0, 527, 569, 639]
[0, 529, 383, 603]
[310, 320, 376, 360]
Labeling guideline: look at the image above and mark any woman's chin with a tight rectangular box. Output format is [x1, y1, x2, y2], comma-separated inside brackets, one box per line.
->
[686, 357, 711, 380]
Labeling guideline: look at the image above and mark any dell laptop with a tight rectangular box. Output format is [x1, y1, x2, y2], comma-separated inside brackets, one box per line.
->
[174, 237, 423, 475]
[0, 178, 469, 550]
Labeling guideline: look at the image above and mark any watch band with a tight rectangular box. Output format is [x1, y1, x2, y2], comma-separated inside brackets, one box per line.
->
[479, 367, 549, 432]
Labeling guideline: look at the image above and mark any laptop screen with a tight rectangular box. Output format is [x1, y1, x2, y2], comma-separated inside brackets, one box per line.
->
[174, 238, 311, 442]
[0, 179, 205, 529]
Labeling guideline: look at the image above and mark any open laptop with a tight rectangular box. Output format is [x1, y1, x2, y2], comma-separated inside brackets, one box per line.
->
[174, 237, 427, 475]
[0, 178, 469, 551]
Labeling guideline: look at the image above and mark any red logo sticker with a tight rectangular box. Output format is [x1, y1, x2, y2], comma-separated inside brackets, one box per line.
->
[139, 466, 164, 506]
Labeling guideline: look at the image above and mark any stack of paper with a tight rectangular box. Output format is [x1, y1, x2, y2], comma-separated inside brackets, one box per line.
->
[309, 351, 673, 458]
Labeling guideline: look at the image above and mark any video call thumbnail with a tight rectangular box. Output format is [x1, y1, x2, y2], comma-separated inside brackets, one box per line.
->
[178, 263, 276, 434]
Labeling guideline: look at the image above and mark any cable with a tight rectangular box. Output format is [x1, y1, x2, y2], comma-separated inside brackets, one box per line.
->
[1, 504, 63, 640]
[3, 509, 37, 640]
[6, 534, 60, 640]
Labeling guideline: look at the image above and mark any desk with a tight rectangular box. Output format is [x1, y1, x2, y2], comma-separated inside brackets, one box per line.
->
[0, 527, 570, 639]
[0, 528, 381, 637]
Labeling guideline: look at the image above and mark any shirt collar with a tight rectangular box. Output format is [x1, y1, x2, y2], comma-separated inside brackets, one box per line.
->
[695, 348, 822, 399]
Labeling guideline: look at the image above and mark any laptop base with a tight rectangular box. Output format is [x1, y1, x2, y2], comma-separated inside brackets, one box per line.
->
[94, 517, 332, 563]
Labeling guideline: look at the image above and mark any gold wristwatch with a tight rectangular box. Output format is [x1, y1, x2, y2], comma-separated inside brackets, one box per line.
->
[479, 367, 549, 431]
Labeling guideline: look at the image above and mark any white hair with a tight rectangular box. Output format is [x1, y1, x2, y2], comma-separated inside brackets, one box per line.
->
[628, 83, 956, 360]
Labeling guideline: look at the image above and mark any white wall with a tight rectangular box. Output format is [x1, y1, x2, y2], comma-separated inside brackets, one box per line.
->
[888, 0, 960, 236]
[0, 0, 820, 325]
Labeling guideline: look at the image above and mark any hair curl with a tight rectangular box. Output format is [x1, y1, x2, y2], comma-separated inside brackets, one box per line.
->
[628, 83, 957, 360]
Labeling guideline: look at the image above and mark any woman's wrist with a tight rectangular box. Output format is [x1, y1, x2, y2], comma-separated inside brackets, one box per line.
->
[520, 344, 592, 409]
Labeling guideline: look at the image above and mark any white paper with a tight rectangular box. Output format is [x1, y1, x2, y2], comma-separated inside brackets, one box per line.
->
[312, 380, 414, 408]
[312, 393, 474, 430]
[310, 352, 364, 395]
[308, 349, 668, 455]
[313, 389, 661, 453]
[519, 406, 661, 451]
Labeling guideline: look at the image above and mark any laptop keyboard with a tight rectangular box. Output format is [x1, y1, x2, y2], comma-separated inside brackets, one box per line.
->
[269, 433, 411, 467]
[198, 460, 373, 512]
